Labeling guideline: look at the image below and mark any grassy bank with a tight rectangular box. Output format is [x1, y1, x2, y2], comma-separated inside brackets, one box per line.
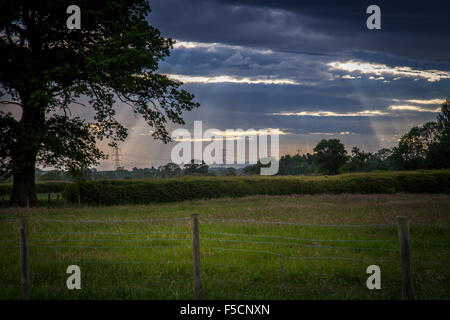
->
[0, 193, 449, 299]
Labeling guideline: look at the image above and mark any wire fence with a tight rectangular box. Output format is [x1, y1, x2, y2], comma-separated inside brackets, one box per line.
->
[0, 215, 449, 299]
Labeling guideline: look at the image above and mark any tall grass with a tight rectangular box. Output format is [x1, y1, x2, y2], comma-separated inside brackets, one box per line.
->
[0, 194, 449, 299]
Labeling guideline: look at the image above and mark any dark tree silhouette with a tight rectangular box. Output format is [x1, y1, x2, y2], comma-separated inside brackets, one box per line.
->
[390, 98, 449, 170]
[0, 1, 199, 206]
[313, 139, 348, 175]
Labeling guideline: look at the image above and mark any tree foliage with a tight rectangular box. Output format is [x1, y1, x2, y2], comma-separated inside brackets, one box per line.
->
[183, 159, 209, 176]
[313, 139, 348, 175]
[390, 98, 450, 170]
[0, 0, 199, 205]
[278, 154, 315, 175]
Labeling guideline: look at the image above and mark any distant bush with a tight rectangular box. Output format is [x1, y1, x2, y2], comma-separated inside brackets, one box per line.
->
[0, 181, 69, 195]
[62, 170, 450, 205]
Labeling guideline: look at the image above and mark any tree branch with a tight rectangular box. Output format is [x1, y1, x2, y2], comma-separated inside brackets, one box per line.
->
[0, 100, 23, 107]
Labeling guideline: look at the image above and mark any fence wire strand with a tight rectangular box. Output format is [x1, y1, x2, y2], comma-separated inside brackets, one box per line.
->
[201, 218, 397, 227]
[200, 231, 396, 243]
[30, 231, 191, 235]
[28, 238, 191, 242]
[27, 245, 192, 250]
[200, 238, 399, 252]
[27, 217, 190, 223]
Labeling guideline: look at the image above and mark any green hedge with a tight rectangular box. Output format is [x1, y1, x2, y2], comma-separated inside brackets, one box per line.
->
[62, 170, 450, 205]
[0, 181, 69, 195]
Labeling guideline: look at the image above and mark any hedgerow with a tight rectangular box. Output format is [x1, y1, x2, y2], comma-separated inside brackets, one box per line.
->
[62, 170, 450, 205]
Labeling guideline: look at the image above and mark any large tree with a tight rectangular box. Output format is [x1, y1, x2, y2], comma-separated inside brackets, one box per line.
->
[0, 0, 199, 206]
[390, 98, 449, 170]
[417, 98, 450, 169]
[313, 139, 348, 175]
[390, 122, 441, 170]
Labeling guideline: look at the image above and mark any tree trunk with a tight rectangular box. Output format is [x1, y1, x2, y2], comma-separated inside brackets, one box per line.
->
[10, 161, 38, 207]
[9, 101, 43, 207]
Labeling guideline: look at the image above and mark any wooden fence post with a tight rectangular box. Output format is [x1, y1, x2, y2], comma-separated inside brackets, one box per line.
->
[19, 216, 30, 299]
[191, 214, 203, 299]
[397, 216, 415, 300]
[279, 254, 287, 297]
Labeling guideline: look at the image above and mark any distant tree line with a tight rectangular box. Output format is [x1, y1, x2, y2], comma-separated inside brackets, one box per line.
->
[6, 159, 239, 182]
[1, 98, 448, 182]
[244, 97, 450, 175]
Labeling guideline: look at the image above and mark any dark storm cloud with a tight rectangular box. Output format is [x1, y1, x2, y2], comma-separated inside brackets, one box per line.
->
[90, 0, 450, 167]
[177, 81, 445, 118]
[154, 38, 448, 155]
[159, 43, 335, 84]
[149, 0, 450, 62]
[159, 43, 449, 115]
[150, 0, 450, 128]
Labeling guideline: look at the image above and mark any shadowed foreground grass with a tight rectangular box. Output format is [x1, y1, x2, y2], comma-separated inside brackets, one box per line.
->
[0, 193, 449, 299]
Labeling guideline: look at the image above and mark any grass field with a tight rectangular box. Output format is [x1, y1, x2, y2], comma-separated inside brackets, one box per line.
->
[0, 193, 449, 300]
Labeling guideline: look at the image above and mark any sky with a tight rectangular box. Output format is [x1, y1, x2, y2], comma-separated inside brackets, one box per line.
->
[5, 0, 450, 170]
[107, 0, 449, 170]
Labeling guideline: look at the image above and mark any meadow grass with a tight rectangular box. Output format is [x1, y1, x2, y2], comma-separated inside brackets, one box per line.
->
[0, 193, 449, 300]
